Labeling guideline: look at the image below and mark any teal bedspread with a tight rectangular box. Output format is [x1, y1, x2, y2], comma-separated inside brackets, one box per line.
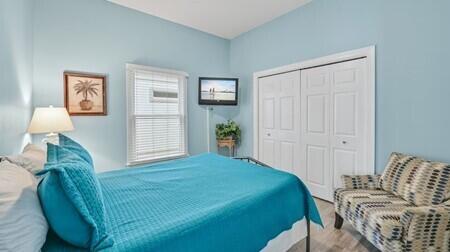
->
[43, 153, 322, 252]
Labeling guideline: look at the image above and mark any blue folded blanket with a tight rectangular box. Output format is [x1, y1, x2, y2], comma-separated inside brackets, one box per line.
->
[43, 153, 322, 252]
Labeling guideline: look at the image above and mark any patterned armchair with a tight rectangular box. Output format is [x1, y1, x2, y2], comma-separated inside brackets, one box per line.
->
[334, 152, 450, 252]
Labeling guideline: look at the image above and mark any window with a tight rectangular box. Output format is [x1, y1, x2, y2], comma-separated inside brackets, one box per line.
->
[126, 64, 188, 165]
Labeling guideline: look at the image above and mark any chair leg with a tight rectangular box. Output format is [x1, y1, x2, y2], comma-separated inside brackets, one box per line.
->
[334, 212, 343, 229]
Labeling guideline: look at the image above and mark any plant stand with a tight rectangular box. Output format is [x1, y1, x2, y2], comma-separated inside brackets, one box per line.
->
[217, 138, 236, 157]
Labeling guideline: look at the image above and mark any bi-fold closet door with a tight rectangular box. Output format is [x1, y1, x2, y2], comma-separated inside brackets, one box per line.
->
[258, 71, 301, 175]
[258, 58, 372, 202]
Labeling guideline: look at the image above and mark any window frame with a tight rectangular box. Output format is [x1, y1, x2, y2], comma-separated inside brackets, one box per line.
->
[126, 63, 189, 166]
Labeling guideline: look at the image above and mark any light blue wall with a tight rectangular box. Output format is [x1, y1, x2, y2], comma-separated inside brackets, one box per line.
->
[32, 0, 231, 171]
[26, 0, 450, 172]
[0, 0, 34, 155]
[230, 0, 450, 173]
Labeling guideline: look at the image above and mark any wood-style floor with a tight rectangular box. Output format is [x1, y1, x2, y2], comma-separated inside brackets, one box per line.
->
[289, 198, 379, 252]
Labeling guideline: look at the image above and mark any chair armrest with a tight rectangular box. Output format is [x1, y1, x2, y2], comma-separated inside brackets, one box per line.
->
[341, 175, 381, 190]
[400, 201, 450, 248]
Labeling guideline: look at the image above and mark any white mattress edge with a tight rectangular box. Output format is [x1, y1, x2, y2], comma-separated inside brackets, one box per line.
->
[261, 218, 307, 252]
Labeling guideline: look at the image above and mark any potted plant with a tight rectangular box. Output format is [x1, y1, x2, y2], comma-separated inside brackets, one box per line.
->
[215, 120, 241, 144]
[73, 80, 100, 110]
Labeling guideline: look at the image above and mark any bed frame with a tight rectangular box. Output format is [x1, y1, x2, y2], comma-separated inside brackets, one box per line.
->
[233, 157, 311, 252]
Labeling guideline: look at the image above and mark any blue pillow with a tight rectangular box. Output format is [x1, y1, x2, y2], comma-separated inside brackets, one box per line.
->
[58, 133, 94, 167]
[38, 144, 113, 250]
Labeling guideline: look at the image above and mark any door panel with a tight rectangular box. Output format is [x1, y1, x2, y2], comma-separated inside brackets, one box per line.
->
[334, 92, 357, 136]
[262, 139, 276, 167]
[307, 71, 328, 88]
[305, 144, 331, 200]
[333, 149, 357, 188]
[280, 142, 294, 173]
[263, 98, 275, 129]
[259, 76, 279, 167]
[301, 65, 332, 200]
[334, 68, 356, 85]
[307, 95, 327, 134]
[306, 145, 326, 185]
[259, 71, 300, 176]
[330, 59, 368, 195]
[300, 58, 369, 202]
[280, 97, 294, 130]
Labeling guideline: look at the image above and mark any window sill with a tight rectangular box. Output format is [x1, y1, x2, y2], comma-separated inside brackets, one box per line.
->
[127, 153, 189, 167]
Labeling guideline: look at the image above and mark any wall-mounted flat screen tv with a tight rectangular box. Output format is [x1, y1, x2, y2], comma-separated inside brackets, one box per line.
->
[198, 77, 238, 106]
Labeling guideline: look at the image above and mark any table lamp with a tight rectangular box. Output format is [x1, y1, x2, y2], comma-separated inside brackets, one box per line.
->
[28, 106, 74, 145]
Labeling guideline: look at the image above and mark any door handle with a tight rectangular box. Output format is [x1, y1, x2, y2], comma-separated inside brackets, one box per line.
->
[342, 141, 347, 144]
[267, 133, 271, 137]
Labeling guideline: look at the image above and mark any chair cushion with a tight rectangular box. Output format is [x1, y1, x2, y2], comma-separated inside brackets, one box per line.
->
[335, 189, 413, 240]
[37, 143, 113, 250]
[379, 152, 450, 206]
[58, 133, 94, 167]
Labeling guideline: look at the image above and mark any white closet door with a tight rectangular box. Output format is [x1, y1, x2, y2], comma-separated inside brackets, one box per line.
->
[300, 58, 370, 201]
[258, 71, 300, 175]
[259, 75, 278, 167]
[300, 66, 332, 201]
[330, 59, 369, 190]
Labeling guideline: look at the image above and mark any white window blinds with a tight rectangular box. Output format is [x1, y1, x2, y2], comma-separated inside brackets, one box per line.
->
[126, 64, 188, 165]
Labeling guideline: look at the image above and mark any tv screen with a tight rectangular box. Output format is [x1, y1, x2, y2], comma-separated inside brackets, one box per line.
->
[198, 77, 238, 105]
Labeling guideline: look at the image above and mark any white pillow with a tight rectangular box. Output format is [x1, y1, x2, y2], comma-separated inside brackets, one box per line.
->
[0, 160, 48, 252]
[4, 143, 47, 175]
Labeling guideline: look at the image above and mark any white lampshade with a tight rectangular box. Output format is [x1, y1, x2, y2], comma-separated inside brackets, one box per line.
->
[28, 106, 74, 134]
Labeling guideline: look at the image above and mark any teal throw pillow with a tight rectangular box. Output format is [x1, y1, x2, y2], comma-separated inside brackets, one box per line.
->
[38, 143, 113, 250]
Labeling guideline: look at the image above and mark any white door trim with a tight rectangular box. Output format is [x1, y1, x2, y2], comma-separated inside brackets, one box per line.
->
[253, 46, 376, 174]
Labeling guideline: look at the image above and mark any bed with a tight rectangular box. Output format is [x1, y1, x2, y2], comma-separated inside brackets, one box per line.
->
[42, 153, 322, 252]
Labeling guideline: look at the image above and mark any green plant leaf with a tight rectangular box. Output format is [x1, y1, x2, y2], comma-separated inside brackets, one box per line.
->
[215, 120, 241, 143]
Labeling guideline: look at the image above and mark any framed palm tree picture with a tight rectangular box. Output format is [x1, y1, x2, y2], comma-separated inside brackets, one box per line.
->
[64, 71, 107, 116]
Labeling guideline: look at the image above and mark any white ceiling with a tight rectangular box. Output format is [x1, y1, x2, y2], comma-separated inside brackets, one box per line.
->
[107, 0, 312, 39]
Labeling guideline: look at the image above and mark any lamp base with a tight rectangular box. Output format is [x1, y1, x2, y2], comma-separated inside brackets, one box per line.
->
[42, 132, 59, 145]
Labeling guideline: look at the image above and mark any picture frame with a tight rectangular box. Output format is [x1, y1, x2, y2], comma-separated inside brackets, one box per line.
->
[64, 71, 107, 116]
